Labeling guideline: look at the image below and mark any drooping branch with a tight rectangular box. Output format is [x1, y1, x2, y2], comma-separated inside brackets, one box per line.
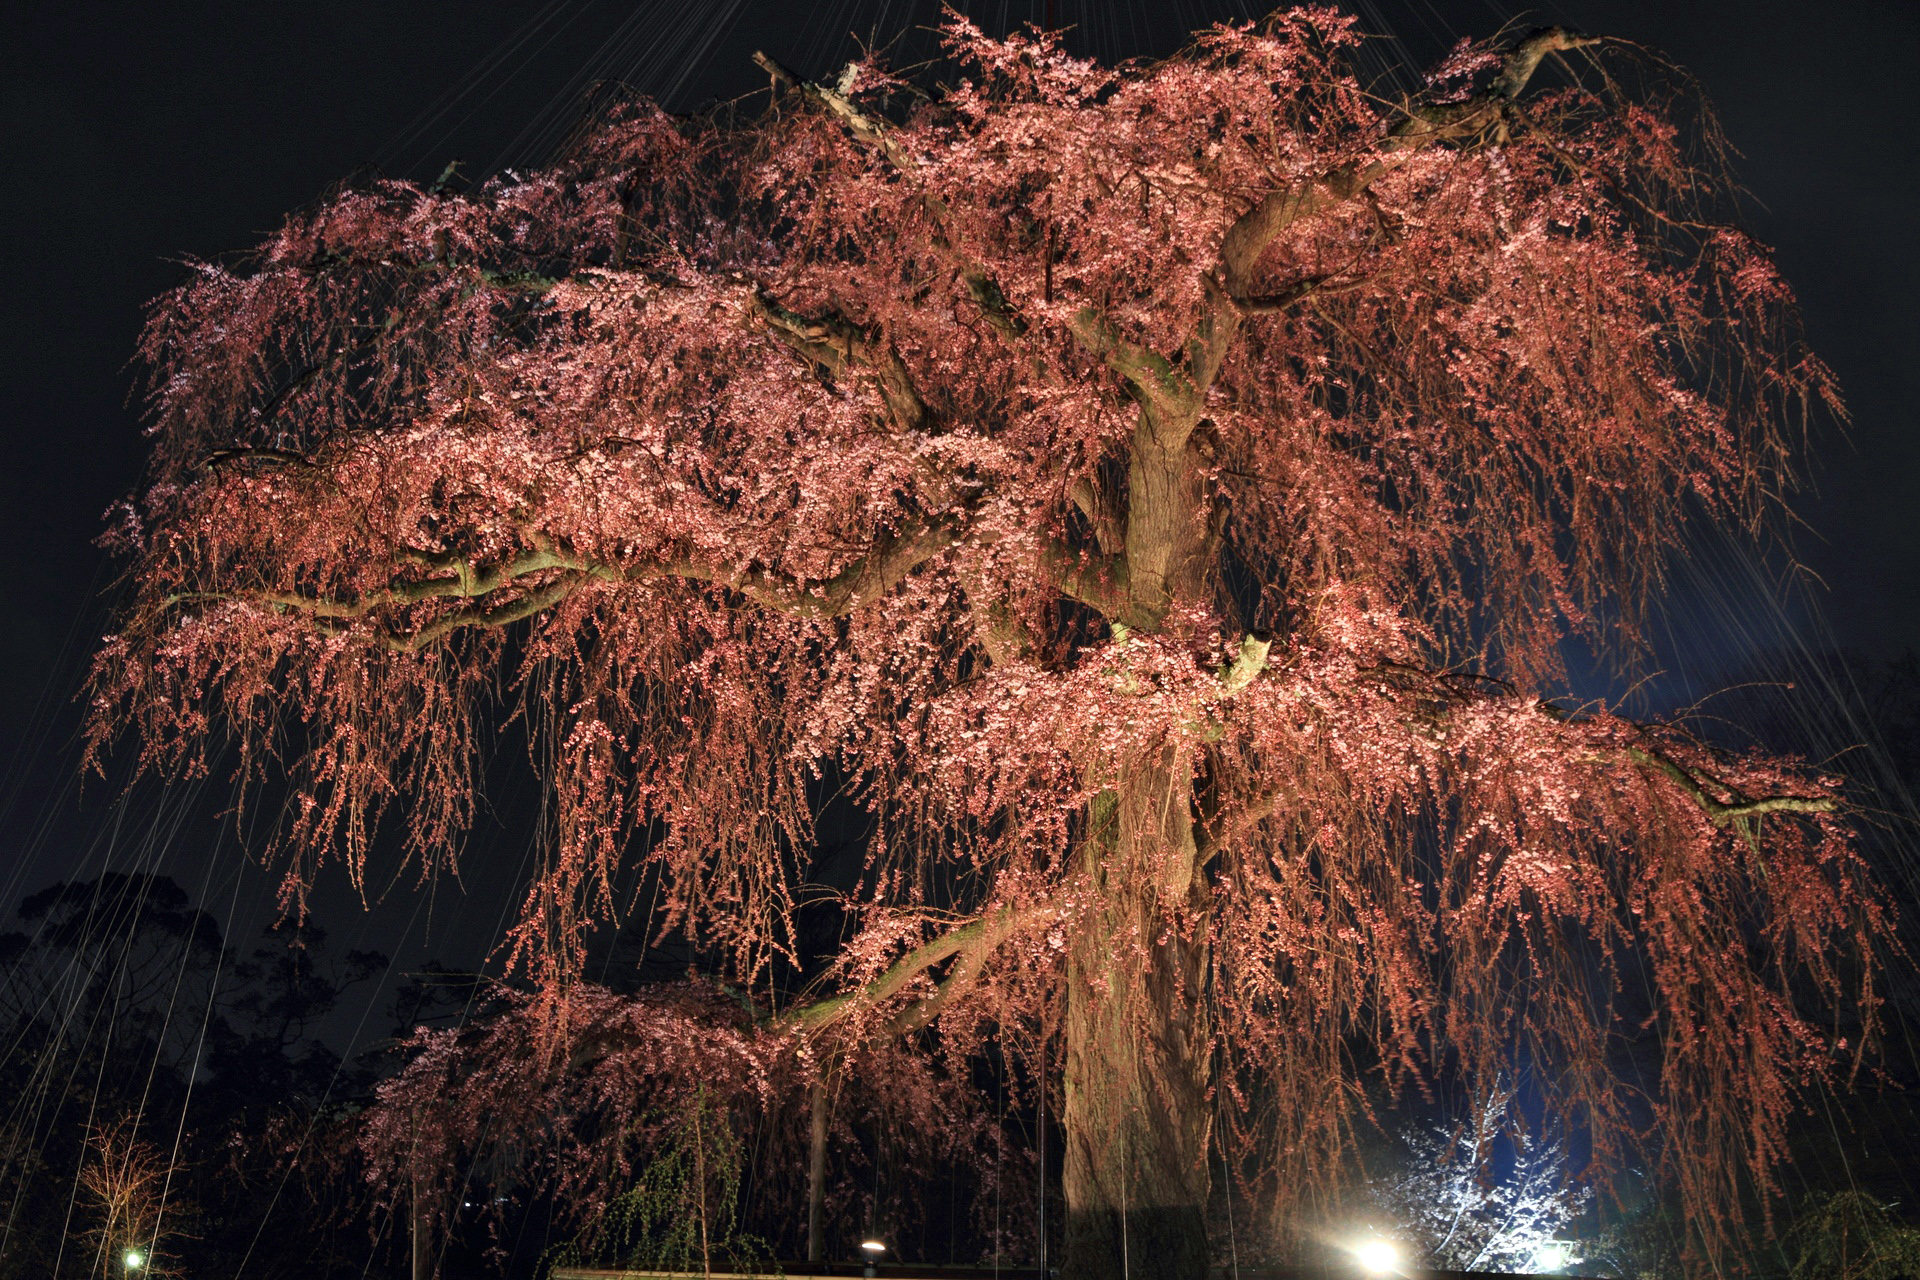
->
[382, 572, 591, 652]
[162, 542, 588, 620]
[1197, 658, 1839, 863]
[1624, 746, 1836, 829]
[1384, 660, 1842, 830]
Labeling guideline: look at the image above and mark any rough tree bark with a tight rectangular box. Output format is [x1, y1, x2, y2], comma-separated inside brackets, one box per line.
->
[1062, 763, 1214, 1280]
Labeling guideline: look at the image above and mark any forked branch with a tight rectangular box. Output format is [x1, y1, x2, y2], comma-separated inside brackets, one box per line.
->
[1194, 27, 1600, 402]
[747, 288, 931, 435]
[753, 51, 1028, 347]
[1624, 746, 1835, 829]
[1220, 27, 1595, 294]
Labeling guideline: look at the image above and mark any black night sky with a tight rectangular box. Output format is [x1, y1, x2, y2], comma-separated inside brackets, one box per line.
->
[2, 0, 1915, 1032]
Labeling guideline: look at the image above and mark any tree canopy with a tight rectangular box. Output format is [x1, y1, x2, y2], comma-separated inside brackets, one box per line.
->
[93, 11, 1884, 1274]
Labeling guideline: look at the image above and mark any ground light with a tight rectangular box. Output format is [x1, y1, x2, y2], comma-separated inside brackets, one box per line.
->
[1351, 1238, 1401, 1275]
[1531, 1241, 1574, 1273]
[860, 1238, 886, 1277]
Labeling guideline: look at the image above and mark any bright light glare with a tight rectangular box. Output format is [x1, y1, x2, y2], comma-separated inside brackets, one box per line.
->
[1353, 1239, 1400, 1274]
[124, 1251, 145, 1270]
[859, 1240, 887, 1255]
[1531, 1241, 1573, 1272]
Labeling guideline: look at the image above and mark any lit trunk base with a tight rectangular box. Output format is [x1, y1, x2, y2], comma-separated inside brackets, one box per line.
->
[1060, 814, 1213, 1279]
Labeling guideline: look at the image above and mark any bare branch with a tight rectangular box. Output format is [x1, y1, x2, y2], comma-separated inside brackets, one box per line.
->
[1487, 27, 1599, 106]
[754, 52, 919, 174]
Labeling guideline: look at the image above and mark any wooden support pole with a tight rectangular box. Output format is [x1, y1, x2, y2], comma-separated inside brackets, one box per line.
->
[411, 1177, 431, 1280]
[806, 1074, 831, 1262]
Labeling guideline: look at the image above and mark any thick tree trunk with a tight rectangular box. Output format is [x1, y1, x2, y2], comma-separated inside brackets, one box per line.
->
[1060, 757, 1213, 1280]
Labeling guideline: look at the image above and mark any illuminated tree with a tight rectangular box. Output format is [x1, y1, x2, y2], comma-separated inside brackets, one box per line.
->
[1358, 1083, 1587, 1273]
[75, 1119, 191, 1280]
[94, 13, 1883, 1277]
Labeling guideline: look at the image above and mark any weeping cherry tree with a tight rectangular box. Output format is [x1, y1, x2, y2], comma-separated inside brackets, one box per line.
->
[93, 12, 1885, 1278]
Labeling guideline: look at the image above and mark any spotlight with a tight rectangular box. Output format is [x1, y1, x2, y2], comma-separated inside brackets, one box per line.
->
[860, 1238, 886, 1277]
[1352, 1238, 1400, 1275]
[124, 1251, 145, 1270]
[1531, 1241, 1573, 1273]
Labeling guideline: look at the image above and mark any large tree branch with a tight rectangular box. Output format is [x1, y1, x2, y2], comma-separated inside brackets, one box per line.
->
[1196, 657, 1836, 863]
[754, 50, 1170, 621]
[755, 52, 916, 174]
[376, 572, 591, 651]
[747, 288, 931, 435]
[1373, 660, 1838, 830]
[1622, 746, 1835, 829]
[1222, 27, 1594, 296]
[1065, 308, 1195, 419]
[1192, 27, 1600, 406]
[785, 901, 1054, 1038]
[163, 518, 965, 643]
[1101, 28, 1601, 616]
[1068, 475, 1125, 556]
[1039, 542, 1131, 617]
[561, 904, 1053, 1094]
